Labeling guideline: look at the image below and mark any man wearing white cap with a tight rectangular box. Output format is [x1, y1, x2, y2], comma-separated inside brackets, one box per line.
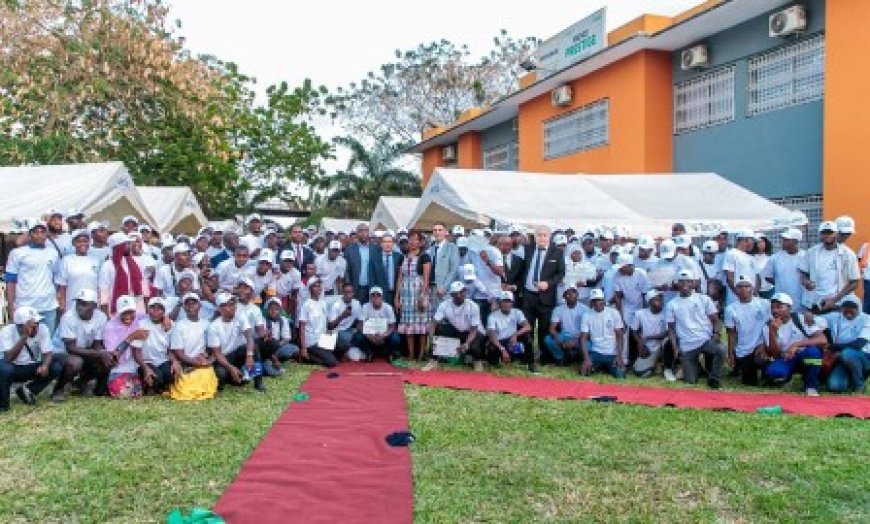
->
[121, 215, 139, 235]
[216, 244, 251, 290]
[579, 288, 625, 378]
[355, 286, 400, 361]
[649, 239, 680, 304]
[297, 278, 339, 368]
[836, 215, 856, 245]
[665, 269, 726, 388]
[485, 290, 530, 368]
[327, 282, 363, 356]
[799, 221, 860, 313]
[823, 294, 870, 393]
[132, 297, 178, 394]
[631, 290, 670, 378]
[762, 229, 806, 311]
[0, 306, 62, 411]
[155, 243, 200, 298]
[423, 281, 484, 372]
[87, 221, 111, 271]
[762, 292, 826, 395]
[206, 228, 225, 260]
[316, 240, 347, 298]
[51, 289, 108, 401]
[239, 214, 265, 257]
[722, 230, 759, 307]
[724, 276, 771, 386]
[275, 251, 302, 315]
[699, 240, 725, 302]
[249, 250, 277, 298]
[612, 253, 650, 366]
[634, 236, 659, 272]
[5, 220, 61, 330]
[509, 225, 527, 260]
[207, 292, 266, 391]
[544, 285, 589, 365]
[56, 229, 100, 314]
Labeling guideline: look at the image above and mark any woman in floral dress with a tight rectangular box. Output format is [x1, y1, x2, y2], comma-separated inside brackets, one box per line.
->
[395, 231, 432, 360]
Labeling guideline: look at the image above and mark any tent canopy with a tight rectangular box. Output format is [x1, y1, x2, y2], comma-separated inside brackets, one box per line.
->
[320, 217, 366, 234]
[138, 186, 208, 235]
[408, 169, 807, 237]
[0, 162, 158, 232]
[370, 196, 419, 231]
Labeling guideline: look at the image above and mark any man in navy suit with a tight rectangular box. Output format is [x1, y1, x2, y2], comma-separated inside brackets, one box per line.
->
[370, 233, 403, 306]
[521, 225, 566, 373]
[344, 223, 375, 303]
[283, 224, 315, 269]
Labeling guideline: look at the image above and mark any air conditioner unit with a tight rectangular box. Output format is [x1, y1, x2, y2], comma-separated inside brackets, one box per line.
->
[681, 45, 709, 70]
[442, 145, 457, 161]
[551, 85, 573, 107]
[770, 5, 807, 37]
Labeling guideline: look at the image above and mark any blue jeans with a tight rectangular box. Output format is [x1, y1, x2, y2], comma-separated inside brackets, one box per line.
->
[764, 346, 822, 390]
[274, 343, 299, 362]
[827, 349, 870, 393]
[544, 333, 579, 365]
[582, 350, 625, 379]
[353, 331, 401, 360]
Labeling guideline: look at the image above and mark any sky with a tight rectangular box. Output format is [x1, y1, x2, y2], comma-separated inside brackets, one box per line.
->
[169, 0, 704, 173]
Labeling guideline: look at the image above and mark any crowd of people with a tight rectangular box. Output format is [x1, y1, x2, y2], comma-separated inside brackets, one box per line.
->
[2, 208, 869, 412]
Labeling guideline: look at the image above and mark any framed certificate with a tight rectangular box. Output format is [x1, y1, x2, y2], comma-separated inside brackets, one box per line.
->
[363, 318, 388, 335]
[317, 332, 337, 351]
[647, 265, 677, 288]
[432, 336, 461, 357]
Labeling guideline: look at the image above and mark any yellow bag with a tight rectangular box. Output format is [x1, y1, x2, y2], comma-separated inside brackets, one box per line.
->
[168, 367, 218, 401]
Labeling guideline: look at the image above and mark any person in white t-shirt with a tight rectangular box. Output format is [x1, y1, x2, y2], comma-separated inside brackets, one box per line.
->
[132, 297, 178, 394]
[327, 283, 363, 356]
[423, 281, 483, 371]
[699, 240, 725, 304]
[275, 250, 302, 317]
[0, 306, 62, 411]
[579, 288, 625, 378]
[4, 220, 61, 330]
[764, 229, 806, 312]
[207, 292, 264, 392]
[249, 250, 277, 298]
[261, 297, 297, 374]
[486, 291, 530, 366]
[216, 245, 252, 290]
[665, 270, 726, 388]
[316, 241, 347, 297]
[631, 290, 671, 378]
[724, 277, 771, 386]
[56, 229, 100, 315]
[823, 295, 870, 393]
[544, 285, 589, 366]
[722, 230, 759, 307]
[634, 236, 659, 272]
[799, 221, 860, 313]
[50, 289, 108, 401]
[355, 286, 400, 361]
[297, 278, 338, 368]
[762, 293, 827, 396]
[170, 293, 213, 371]
[154, 243, 200, 297]
[612, 254, 651, 367]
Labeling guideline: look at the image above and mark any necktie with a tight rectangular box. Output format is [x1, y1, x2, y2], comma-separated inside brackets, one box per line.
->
[431, 244, 439, 278]
[296, 244, 302, 264]
[533, 248, 544, 284]
[504, 254, 510, 270]
[385, 255, 392, 290]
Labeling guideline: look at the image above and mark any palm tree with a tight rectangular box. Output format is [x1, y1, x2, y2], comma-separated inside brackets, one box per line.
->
[325, 135, 421, 218]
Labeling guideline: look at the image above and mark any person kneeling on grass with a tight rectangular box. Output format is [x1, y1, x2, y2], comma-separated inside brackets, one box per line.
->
[579, 288, 625, 378]
[423, 281, 484, 372]
[262, 297, 298, 374]
[354, 286, 401, 361]
[0, 306, 62, 412]
[631, 289, 671, 378]
[167, 293, 217, 400]
[50, 288, 109, 401]
[235, 277, 281, 377]
[327, 283, 362, 359]
[724, 276, 771, 386]
[665, 270, 726, 389]
[486, 290, 530, 367]
[297, 278, 338, 368]
[102, 296, 149, 398]
[823, 294, 870, 394]
[762, 292, 826, 396]
[544, 285, 588, 366]
[131, 297, 180, 395]
[207, 292, 265, 392]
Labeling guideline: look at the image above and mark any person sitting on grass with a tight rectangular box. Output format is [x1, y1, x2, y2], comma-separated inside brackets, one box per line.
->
[207, 292, 265, 392]
[132, 297, 179, 395]
[0, 306, 62, 412]
[544, 285, 588, 366]
[485, 290, 530, 367]
[762, 292, 826, 396]
[823, 294, 870, 394]
[235, 277, 280, 377]
[168, 293, 218, 400]
[327, 282, 363, 358]
[297, 278, 338, 368]
[101, 295, 150, 398]
[354, 286, 400, 361]
[163, 270, 199, 321]
[665, 270, 726, 389]
[50, 288, 108, 401]
[579, 288, 625, 378]
[423, 281, 484, 372]
[262, 297, 298, 374]
[724, 276, 771, 386]
[631, 289, 671, 378]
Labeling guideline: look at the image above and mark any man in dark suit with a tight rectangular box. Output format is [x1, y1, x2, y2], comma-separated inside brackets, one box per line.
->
[498, 234, 525, 299]
[520, 226, 565, 373]
[344, 223, 375, 303]
[369, 233, 403, 306]
[283, 224, 316, 269]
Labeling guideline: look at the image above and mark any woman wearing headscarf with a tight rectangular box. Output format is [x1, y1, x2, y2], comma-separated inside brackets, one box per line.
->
[102, 295, 149, 398]
[99, 233, 149, 315]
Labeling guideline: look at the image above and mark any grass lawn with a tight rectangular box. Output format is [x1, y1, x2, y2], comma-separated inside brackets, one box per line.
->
[1, 364, 868, 523]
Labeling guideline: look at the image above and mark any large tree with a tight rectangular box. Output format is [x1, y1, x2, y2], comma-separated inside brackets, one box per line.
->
[328, 31, 538, 145]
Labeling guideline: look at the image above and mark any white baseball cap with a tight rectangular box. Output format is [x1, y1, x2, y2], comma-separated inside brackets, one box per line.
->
[563, 284, 578, 296]
[29, 219, 48, 231]
[818, 221, 838, 233]
[637, 236, 656, 250]
[451, 225, 465, 236]
[122, 215, 139, 225]
[257, 250, 274, 263]
[780, 228, 803, 241]
[108, 232, 133, 248]
[448, 281, 465, 294]
[369, 286, 384, 296]
[13, 305, 43, 325]
[839, 294, 861, 308]
[173, 243, 191, 255]
[265, 297, 282, 309]
[701, 240, 718, 254]
[599, 230, 615, 241]
[673, 234, 692, 249]
[237, 276, 255, 289]
[71, 228, 90, 241]
[306, 277, 321, 288]
[74, 288, 98, 304]
[181, 292, 201, 303]
[589, 288, 605, 301]
[645, 289, 661, 301]
[614, 253, 634, 269]
[138, 224, 152, 234]
[328, 240, 342, 250]
[87, 221, 107, 233]
[770, 292, 793, 306]
[456, 237, 469, 248]
[177, 269, 197, 282]
[735, 229, 756, 239]
[735, 275, 754, 287]
[115, 295, 137, 314]
[553, 234, 567, 245]
[659, 239, 677, 260]
[499, 290, 514, 302]
[246, 213, 262, 224]
[47, 208, 64, 218]
[280, 250, 296, 261]
[264, 228, 277, 237]
[147, 296, 167, 309]
[461, 263, 476, 280]
[677, 269, 696, 280]
[836, 216, 855, 234]
[66, 207, 84, 218]
[215, 292, 236, 306]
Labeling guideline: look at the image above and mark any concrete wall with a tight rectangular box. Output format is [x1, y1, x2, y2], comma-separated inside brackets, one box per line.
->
[480, 119, 518, 170]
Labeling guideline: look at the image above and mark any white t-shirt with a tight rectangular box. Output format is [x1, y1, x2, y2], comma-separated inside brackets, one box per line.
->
[487, 308, 527, 340]
[276, 268, 302, 298]
[811, 249, 839, 298]
[298, 298, 328, 349]
[754, 254, 773, 293]
[249, 269, 276, 296]
[154, 264, 201, 297]
[5, 245, 59, 311]
[316, 255, 347, 293]
[634, 254, 659, 272]
[88, 245, 112, 274]
[0, 323, 54, 365]
[134, 318, 172, 366]
[237, 302, 266, 335]
[721, 248, 757, 305]
[724, 298, 771, 357]
[613, 268, 650, 320]
[216, 259, 250, 289]
[665, 292, 718, 352]
[328, 299, 362, 331]
[763, 250, 805, 309]
[360, 302, 397, 324]
[550, 302, 589, 339]
[207, 315, 251, 355]
[433, 299, 481, 332]
[55, 309, 108, 351]
[764, 315, 823, 355]
[240, 233, 265, 254]
[55, 254, 100, 311]
[824, 312, 870, 353]
[580, 306, 624, 356]
[170, 317, 209, 360]
[265, 315, 291, 341]
[631, 308, 667, 352]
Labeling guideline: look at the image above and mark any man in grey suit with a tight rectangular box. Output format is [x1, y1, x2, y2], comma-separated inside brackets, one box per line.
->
[344, 223, 376, 304]
[428, 221, 460, 304]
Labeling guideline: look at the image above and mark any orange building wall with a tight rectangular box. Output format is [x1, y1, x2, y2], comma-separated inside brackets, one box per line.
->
[457, 132, 483, 169]
[823, 0, 870, 252]
[421, 147, 446, 187]
[517, 50, 672, 174]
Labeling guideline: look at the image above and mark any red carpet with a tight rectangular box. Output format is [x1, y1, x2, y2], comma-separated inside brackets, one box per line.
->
[214, 363, 413, 524]
[403, 369, 870, 419]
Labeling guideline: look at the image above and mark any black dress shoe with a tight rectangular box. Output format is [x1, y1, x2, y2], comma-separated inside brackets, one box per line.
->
[528, 363, 540, 374]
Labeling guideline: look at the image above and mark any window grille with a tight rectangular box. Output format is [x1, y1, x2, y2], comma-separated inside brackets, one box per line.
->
[674, 66, 735, 134]
[543, 99, 609, 159]
[747, 34, 824, 116]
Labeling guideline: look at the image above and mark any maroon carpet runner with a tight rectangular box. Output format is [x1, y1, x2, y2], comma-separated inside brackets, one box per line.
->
[214, 363, 413, 524]
[403, 369, 870, 418]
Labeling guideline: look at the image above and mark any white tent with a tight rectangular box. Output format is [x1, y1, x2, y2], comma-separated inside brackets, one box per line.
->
[408, 169, 807, 238]
[137, 186, 208, 235]
[0, 162, 158, 232]
[320, 217, 366, 234]
[369, 196, 419, 231]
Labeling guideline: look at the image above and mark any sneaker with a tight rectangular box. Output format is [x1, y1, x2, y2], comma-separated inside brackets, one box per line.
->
[15, 386, 36, 406]
[50, 390, 66, 403]
[806, 388, 820, 397]
[707, 378, 721, 390]
[527, 363, 540, 374]
[422, 360, 439, 372]
[663, 369, 677, 382]
[473, 361, 485, 373]
[675, 368, 684, 381]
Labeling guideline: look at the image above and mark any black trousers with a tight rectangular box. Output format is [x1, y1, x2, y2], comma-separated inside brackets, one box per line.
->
[521, 291, 552, 365]
[434, 323, 483, 361]
[213, 346, 264, 389]
[0, 360, 62, 409]
[139, 361, 173, 394]
[735, 353, 762, 386]
[485, 336, 530, 366]
[473, 299, 492, 331]
[303, 345, 338, 368]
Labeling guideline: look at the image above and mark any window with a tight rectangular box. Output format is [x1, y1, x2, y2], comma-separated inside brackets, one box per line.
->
[747, 34, 825, 116]
[483, 141, 517, 170]
[543, 99, 609, 159]
[673, 66, 735, 134]
[770, 194, 823, 247]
